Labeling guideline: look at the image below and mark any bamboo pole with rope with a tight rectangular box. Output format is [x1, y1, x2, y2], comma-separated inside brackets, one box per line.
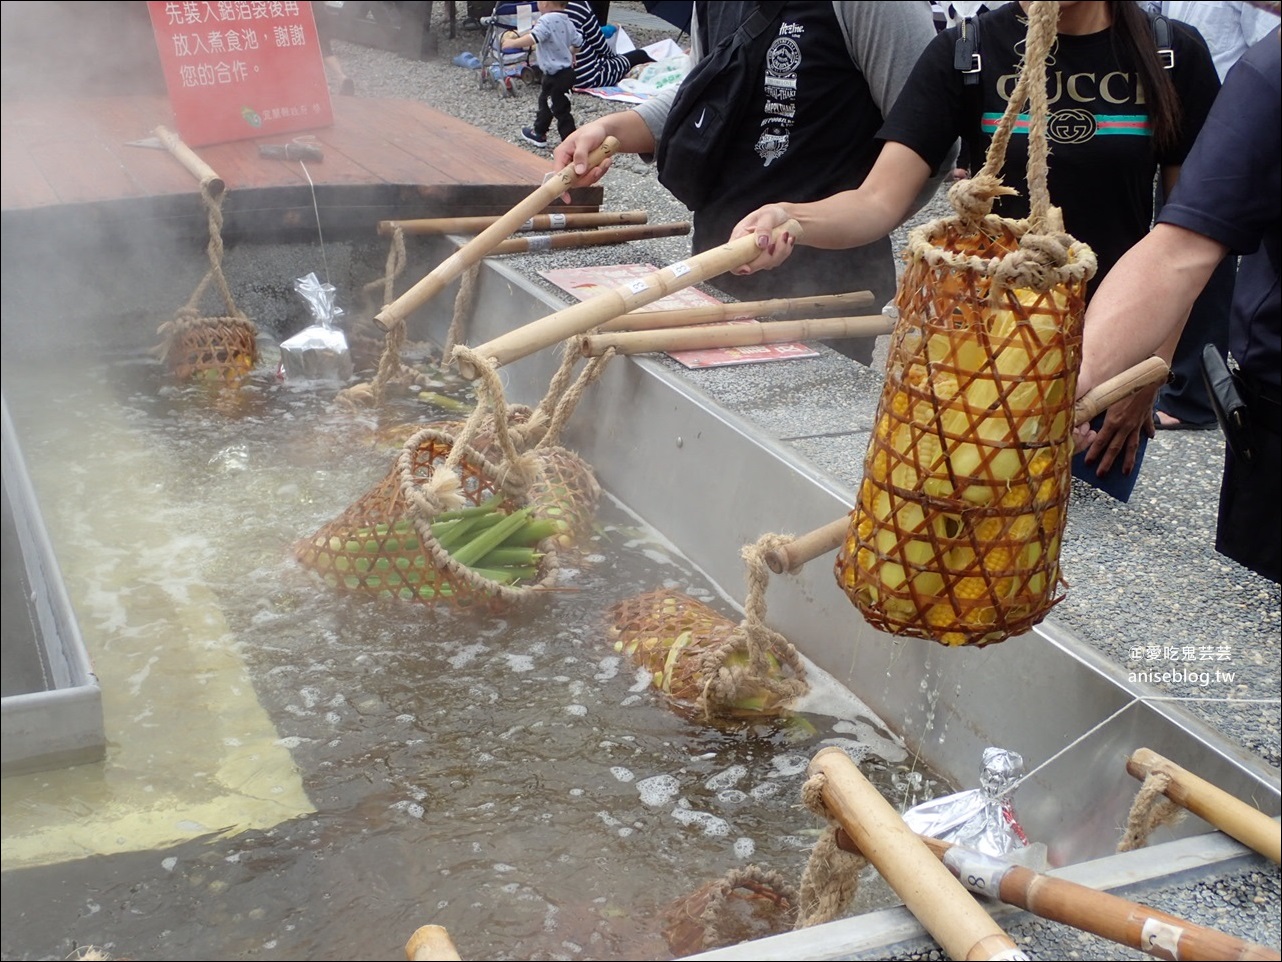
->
[378, 209, 649, 236]
[806, 747, 1027, 961]
[373, 137, 620, 332]
[599, 291, 876, 332]
[485, 221, 691, 256]
[1127, 748, 1281, 864]
[153, 124, 225, 196]
[580, 314, 894, 357]
[454, 219, 803, 379]
[830, 830, 1281, 962]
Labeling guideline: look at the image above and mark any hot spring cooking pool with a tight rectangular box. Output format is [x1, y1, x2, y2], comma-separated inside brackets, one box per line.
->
[3, 206, 1278, 960]
[0, 235, 951, 961]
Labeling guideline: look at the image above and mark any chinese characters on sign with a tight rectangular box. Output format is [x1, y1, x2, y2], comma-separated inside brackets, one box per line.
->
[148, 1, 332, 147]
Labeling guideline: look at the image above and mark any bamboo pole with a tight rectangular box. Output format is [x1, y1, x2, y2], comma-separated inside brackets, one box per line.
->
[580, 314, 894, 357]
[1127, 748, 1282, 864]
[378, 209, 649, 236]
[373, 136, 620, 331]
[908, 834, 1282, 962]
[404, 925, 462, 961]
[599, 291, 876, 332]
[765, 517, 851, 575]
[762, 356, 1172, 574]
[455, 219, 803, 379]
[486, 222, 691, 256]
[153, 125, 224, 197]
[807, 747, 1026, 961]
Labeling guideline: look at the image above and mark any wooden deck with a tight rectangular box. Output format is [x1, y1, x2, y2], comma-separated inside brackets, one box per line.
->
[1, 94, 601, 236]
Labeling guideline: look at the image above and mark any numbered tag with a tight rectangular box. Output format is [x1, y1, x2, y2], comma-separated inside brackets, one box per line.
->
[627, 278, 650, 295]
[526, 235, 552, 251]
[670, 261, 692, 278]
[942, 847, 1009, 898]
[549, 213, 567, 229]
[1141, 918, 1183, 959]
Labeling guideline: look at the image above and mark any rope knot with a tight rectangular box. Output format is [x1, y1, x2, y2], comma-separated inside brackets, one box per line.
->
[948, 172, 1018, 223]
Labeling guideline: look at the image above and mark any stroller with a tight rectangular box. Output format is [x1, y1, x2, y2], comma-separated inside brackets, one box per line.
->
[478, 2, 539, 95]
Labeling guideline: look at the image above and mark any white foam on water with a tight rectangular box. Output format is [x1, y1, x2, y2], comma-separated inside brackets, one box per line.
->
[829, 719, 907, 764]
[716, 789, 747, 804]
[733, 837, 755, 859]
[749, 781, 781, 801]
[594, 656, 620, 681]
[670, 807, 730, 837]
[391, 800, 424, 819]
[448, 642, 489, 668]
[768, 752, 809, 778]
[610, 767, 634, 783]
[564, 704, 587, 716]
[704, 764, 747, 791]
[636, 773, 680, 807]
[299, 686, 322, 709]
[504, 653, 535, 673]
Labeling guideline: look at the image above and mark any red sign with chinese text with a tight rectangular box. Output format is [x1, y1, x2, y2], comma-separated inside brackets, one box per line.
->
[147, 1, 333, 147]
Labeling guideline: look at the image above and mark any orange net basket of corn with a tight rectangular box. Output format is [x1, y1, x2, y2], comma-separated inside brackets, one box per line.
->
[156, 180, 259, 383]
[835, 1, 1097, 648]
[607, 535, 809, 720]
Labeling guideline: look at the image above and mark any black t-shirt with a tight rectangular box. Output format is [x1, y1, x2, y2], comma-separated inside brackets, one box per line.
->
[878, 4, 1220, 292]
[694, 1, 897, 305]
[1158, 29, 1281, 393]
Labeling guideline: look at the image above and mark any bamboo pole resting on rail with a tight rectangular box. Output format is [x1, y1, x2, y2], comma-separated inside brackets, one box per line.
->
[762, 356, 1172, 574]
[1127, 748, 1282, 864]
[454, 219, 803, 379]
[379, 209, 648, 236]
[153, 125, 225, 197]
[581, 314, 894, 357]
[901, 833, 1281, 962]
[486, 222, 690, 257]
[599, 291, 876, 332]
[807, 747, 1027, 961]
[374, 136, 620, 332]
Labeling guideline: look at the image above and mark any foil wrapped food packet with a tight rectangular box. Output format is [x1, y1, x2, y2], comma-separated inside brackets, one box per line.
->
[279, 272, 352, 382]
[902, 747, 1045, 867]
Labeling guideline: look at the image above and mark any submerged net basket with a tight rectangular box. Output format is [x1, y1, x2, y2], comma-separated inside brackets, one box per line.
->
[606, 536, 808, 721]
[834, 0, 1096, 648]
[661, 865, 799, 957]
[156, 180, 259, 382]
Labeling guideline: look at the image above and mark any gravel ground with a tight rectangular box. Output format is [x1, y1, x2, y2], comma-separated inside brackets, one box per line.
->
[331, 8, 1280, 956]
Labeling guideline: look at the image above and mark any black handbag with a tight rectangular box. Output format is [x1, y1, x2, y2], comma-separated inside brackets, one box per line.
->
[655, 2, 786, 210]
[1200, 344, 1254, 463]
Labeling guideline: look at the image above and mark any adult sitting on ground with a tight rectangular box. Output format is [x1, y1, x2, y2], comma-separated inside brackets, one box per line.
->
[568, 0, 653, 90]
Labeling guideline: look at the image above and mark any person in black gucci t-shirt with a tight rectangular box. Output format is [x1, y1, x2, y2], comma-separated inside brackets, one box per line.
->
[729, 1, 1220, 502]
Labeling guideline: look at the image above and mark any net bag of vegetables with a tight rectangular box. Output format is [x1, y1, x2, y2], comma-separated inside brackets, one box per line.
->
[835, 1, 1097, 648]
[295, 347, 600, 608]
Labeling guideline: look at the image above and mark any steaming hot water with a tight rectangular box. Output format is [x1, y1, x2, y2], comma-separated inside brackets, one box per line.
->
[0, 345, 951, 960]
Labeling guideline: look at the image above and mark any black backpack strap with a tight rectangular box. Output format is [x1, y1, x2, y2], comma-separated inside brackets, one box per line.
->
[1148, 10, 1176, 70]
[953, 16, 982, 86]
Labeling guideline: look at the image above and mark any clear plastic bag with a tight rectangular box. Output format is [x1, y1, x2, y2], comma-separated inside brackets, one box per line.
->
[279, 272, 352, 382]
